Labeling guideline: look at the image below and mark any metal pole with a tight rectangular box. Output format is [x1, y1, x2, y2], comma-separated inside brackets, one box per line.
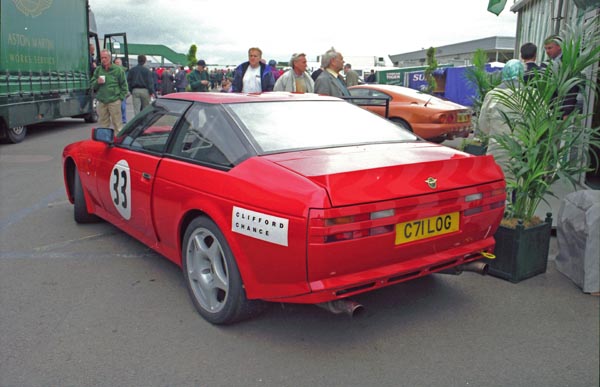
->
[555, 0, 564, 35]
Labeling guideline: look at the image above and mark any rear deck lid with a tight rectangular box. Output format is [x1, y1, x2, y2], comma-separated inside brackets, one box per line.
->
[263, 142, 504, 206]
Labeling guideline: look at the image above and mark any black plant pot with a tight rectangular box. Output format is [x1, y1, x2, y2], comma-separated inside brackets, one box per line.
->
[488, 213, 553, 283]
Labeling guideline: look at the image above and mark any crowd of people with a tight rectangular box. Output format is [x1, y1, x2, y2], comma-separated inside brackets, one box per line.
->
[136, 47, 368, 96]
[478, 34, 577, 167]
[91, 37, 571, 134]
[89, 45, 372, 130]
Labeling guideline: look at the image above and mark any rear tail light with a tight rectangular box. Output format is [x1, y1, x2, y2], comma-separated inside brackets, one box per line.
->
[324, 211, 394, 242]
[439, 113, 456, 124]
[440, 112, 471, 124]
[311, 186, 506, 243]
[463, 188, 506, 217]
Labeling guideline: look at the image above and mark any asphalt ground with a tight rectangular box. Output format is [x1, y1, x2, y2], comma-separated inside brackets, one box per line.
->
[0, 100, 598, 387]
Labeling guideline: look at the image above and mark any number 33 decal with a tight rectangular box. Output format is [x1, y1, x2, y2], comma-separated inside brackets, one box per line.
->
[110, 160, 132, 220]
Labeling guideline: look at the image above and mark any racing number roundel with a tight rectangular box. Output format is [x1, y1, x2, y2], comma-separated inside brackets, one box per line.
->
[110, 160, 131, 220]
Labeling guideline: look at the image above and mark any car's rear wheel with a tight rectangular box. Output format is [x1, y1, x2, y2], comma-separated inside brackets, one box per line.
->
[182, 217, 265, 324]
[427, 136, 447, 144]
[390, 117, 412, 132]
[74, 169, 100, 223]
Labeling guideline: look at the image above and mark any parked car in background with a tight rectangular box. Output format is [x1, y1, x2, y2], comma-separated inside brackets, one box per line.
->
[62, 92, 505, 324]
[348, 84, 472, 143]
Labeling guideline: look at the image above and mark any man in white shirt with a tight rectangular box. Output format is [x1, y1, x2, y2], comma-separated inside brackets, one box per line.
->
[232, 47, 275, 93]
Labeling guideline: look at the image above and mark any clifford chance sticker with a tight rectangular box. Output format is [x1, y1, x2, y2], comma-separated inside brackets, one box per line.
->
[232, 206, 289, 246]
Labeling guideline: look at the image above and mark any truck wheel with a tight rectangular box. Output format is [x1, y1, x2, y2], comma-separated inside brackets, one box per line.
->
[83, 100, 98, 123]
[2, 125, 27, 144]
[182, 217, 266, 324]
[74, 169, 100, 223]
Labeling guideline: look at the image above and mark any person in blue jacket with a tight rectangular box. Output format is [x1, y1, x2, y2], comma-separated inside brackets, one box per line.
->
[232, 47, 275, 93]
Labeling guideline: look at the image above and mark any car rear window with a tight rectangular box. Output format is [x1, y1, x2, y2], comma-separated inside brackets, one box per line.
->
[226, 100, 417, 154]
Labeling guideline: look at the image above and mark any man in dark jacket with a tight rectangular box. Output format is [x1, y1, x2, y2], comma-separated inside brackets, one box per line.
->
[232, 47, 275, 93]
[520, 42, 540, 83]
[174, 66, 188, 92]
[541, 35, 579, 118]
[188, 60, 210, 92]
[127, 55, 155, 115]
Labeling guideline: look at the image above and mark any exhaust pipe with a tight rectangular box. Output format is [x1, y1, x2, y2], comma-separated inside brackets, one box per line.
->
[437, 261, 489, 276]
[462, 261, 489, 275]
[316, 299, 365, 317]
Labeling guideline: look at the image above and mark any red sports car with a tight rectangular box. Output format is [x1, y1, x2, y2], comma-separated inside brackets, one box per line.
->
[348, 84, 473, 143]
[62, 92, 505, 324]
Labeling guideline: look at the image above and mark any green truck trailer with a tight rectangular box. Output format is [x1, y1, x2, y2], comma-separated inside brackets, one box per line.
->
[0, 0, 127, 143]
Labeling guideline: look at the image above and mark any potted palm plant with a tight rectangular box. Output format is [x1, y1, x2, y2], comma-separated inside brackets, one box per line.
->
[484, 18, 600, 282]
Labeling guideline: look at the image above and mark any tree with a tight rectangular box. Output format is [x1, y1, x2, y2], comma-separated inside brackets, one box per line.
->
[187, 44, 198, 69]
[424, 47, 438, 95]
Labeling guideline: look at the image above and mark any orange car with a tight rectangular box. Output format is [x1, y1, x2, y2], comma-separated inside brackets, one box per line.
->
[348, 84, 472, 143]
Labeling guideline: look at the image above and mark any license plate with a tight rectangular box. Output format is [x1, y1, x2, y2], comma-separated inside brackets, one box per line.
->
[395, 212, 460, 245]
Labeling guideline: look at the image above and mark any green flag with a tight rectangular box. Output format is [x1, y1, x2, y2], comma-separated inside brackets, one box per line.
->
[487, 0, 507, 15]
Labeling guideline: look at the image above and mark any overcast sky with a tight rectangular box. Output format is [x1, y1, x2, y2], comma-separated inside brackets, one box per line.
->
[89, 0, 518, 66]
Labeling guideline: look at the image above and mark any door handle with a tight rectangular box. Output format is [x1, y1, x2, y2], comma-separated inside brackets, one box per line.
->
[142, 172, 152, 180]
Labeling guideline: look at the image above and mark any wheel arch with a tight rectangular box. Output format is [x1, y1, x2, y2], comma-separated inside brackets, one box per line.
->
[64, 157, 77, 203]
[389, 116, 413, 132]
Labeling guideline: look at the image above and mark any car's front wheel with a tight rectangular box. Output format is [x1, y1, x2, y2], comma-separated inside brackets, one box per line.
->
[182, 217, 265, 324]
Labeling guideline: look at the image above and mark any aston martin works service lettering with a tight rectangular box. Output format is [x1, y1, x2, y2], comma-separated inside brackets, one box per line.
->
[232, 206, 289, 246]
[110, 160, 131, 220]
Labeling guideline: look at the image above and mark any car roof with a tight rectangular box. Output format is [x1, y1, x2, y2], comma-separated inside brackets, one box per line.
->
[349, 84, 463, 106]
[162, 92, 342, 104]
[350, 84, 424, 95]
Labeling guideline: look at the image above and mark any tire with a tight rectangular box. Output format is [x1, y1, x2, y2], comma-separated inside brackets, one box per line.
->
[2, 125, 27, 144]
[73, 169, 100, 223]
[83, 99, 98, 123]
[390, 118, 412, 132]
[427, 136, 447, 144]
[182, 217, 265, 324]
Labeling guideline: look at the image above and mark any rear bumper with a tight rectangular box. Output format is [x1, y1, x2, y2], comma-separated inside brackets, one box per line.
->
[263, 237, 496, 304]
[413, 123, 472, 140]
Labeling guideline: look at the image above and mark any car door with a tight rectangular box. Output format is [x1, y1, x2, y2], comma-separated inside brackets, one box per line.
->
[94, 99, 191, 246]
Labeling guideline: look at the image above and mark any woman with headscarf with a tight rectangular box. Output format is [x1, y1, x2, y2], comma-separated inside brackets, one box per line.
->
[478, 59, 525, 165]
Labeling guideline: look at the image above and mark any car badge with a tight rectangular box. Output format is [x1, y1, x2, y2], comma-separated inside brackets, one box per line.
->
[425, 177, 438, 189]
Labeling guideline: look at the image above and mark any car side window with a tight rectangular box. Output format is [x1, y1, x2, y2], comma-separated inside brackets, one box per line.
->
[169, 103, 250, 169]
[119, 99, 191, 153]
[349, 88, 389, 106]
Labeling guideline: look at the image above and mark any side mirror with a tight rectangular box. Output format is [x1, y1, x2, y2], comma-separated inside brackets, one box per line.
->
[92, 127, 114, 144]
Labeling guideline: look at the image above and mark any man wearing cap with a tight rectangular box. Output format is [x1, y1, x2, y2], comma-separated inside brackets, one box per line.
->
[188, 60, 210, 92]
[542, 35, 563, 65]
